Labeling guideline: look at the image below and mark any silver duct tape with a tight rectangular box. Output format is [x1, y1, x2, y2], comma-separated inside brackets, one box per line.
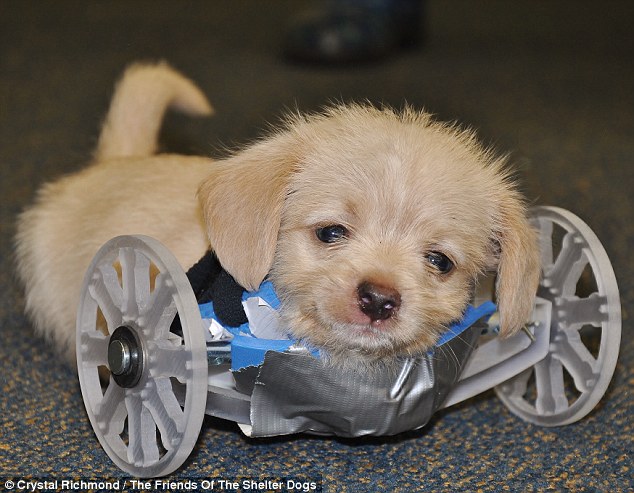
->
[232, 323, 483, 438]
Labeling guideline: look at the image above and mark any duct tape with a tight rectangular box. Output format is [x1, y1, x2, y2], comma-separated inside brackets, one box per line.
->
[227, 302, 495, 437]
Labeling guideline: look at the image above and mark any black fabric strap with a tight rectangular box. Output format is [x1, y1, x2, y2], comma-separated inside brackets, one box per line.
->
[185, 248, 223, 301]
[185, 250, 248, 327]
[209, 268, 249, 327]
[171, 250, 248, 334]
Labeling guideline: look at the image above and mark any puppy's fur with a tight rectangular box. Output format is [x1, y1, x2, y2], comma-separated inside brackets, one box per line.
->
[15, 62, 540, 366]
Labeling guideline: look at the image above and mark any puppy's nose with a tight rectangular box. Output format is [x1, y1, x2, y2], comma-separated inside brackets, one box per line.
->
[357, 281, 401, 322]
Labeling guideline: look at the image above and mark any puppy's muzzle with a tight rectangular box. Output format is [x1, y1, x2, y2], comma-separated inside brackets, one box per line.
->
[357, 281, 401, 322]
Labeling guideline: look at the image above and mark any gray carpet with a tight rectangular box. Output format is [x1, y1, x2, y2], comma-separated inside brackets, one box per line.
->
[1, 1, 632, 491]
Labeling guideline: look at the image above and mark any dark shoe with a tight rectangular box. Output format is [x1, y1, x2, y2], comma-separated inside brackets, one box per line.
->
[283, 0, 424, 65]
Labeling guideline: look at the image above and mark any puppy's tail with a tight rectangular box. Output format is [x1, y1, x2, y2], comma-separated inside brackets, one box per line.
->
[95, 62, 213, 160]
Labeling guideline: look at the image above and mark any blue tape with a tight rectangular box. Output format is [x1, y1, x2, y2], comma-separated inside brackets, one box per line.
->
[230, 335, 294, 371]
[199, 280, 280, 337]
[199, 282, 497, 370]
[435, 301, 497, 346]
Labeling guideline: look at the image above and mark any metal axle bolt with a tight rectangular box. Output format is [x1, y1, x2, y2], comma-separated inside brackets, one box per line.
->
[108, 339, 132, 375]
[107, 326, 144, 388]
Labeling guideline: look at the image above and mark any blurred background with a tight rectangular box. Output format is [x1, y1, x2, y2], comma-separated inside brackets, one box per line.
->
[1, 1, 632, 491]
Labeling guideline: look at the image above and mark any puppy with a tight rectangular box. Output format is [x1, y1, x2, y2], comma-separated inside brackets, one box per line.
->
[15, 62, 540, 367]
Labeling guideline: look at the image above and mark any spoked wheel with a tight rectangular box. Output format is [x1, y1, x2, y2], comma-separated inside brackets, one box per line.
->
[76, 235, 207, 477]
[495, 207, 621, 426]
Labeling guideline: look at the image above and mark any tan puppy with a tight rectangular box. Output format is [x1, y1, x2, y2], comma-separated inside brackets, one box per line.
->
[15, 62, 540, 367]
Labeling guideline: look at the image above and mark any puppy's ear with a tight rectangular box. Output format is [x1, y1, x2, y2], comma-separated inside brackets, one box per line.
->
[198, 133, 301, 291]
[494, 195, 541, 337]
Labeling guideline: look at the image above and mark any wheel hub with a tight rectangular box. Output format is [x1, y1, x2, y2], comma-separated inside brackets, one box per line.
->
[108, 326, 144, 388]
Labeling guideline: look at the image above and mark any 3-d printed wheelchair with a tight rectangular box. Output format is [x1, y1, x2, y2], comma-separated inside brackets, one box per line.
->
[76, 206, 621, 477]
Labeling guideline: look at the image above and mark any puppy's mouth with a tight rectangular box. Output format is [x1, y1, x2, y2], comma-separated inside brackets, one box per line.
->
[326, 313, 401, 350]
[343, 320, 392, 338]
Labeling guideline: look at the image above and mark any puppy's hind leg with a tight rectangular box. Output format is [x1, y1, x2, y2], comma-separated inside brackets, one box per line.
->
[95, 61, 213, 161]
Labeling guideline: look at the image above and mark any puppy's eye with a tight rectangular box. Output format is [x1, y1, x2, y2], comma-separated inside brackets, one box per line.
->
[315, 225, 348, 243]
[426, 251, 454, 274]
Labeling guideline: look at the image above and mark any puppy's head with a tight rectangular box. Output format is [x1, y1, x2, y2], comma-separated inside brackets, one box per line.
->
[198, 105, 540, 363]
